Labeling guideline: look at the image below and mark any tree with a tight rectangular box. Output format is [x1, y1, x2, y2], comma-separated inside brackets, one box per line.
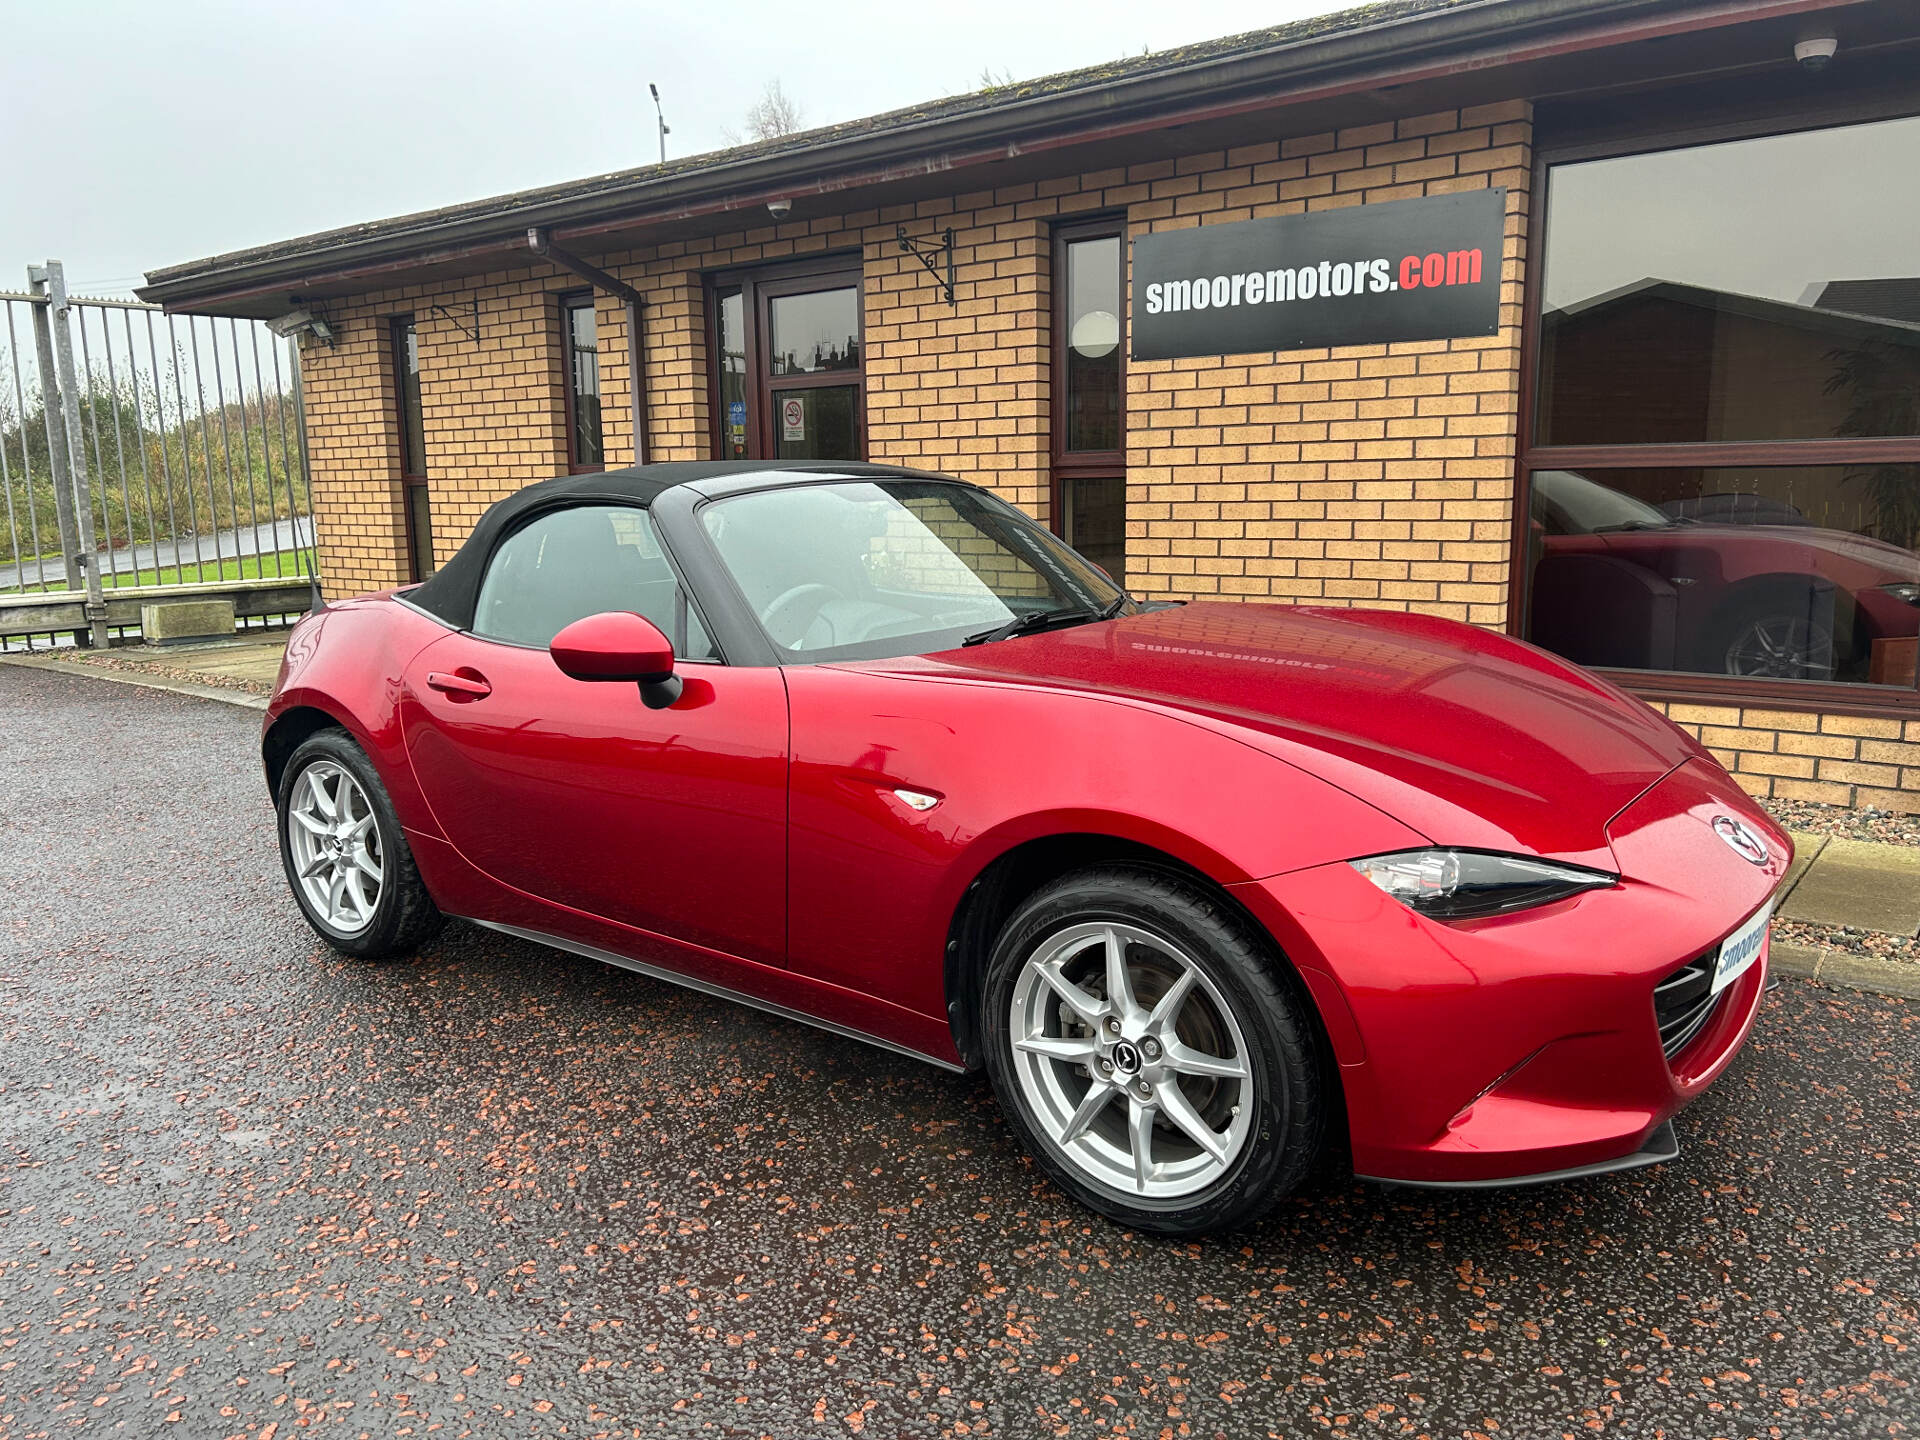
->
[741, 80, 804, 142]
[1826, 340, 1920, 549]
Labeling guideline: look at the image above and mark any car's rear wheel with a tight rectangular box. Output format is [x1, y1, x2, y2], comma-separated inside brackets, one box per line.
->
[276, 729, 442, 960]
[981, 866, 1325, 1235]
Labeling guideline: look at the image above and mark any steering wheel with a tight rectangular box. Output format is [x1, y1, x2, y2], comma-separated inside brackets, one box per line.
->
[759, 583, 840, 647]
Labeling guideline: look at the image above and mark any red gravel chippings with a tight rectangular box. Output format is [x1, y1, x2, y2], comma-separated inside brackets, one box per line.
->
[1, 665, 1915, 1438]
[63, 648, 273, 696]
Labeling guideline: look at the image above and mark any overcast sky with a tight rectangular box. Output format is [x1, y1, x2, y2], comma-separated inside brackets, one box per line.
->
[1541, 114, 1920, 312]
[0, 0, 1343, 299]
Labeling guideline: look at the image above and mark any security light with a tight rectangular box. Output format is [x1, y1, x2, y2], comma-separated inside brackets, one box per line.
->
[267, 309, 334, 346]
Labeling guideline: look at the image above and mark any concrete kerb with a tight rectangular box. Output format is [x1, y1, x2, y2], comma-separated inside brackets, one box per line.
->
[0, 651, 268, 711]
[1769, 942, 1920, 1001]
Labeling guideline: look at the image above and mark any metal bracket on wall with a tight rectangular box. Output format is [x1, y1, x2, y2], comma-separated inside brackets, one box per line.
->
[896, 226, 955, 305]
[427, 297, 481, 348]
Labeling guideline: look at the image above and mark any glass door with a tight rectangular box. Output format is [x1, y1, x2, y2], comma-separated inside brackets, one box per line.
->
[709, 261, 864, 462]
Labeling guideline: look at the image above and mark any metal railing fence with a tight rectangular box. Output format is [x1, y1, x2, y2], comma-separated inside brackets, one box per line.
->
[1, 259, 316, 649]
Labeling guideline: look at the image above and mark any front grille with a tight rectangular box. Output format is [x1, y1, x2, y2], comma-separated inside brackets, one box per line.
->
[1653, 954, 1723, 1060]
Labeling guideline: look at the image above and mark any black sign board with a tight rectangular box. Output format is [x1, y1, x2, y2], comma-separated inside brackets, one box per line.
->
[1130, 189, 1505, 360]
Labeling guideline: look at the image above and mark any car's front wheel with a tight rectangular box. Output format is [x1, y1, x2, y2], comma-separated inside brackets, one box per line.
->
[276, 729, 443, 960]
[981, 866, 1326, 1235]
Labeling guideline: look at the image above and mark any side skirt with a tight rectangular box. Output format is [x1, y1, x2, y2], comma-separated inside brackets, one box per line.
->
[1358, 1119, 1680, 1191]
[460, 916, 966, 1074]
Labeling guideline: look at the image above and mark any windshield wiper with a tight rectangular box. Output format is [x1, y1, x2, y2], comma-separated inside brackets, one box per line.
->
[962, 606, 1096, 647]
[961, 595, 1130, 647]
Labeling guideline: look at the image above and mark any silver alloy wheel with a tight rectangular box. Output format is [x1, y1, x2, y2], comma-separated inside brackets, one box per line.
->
[286, 759, 385, 937]
[1724, 614, 1834, 679]
[1009, 921, 1254, 1200]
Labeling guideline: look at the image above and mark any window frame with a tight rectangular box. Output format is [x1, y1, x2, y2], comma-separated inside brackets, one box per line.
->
[705, 256, 866, 462]
[1049, 217, 1128, 544]
[390, 315, 432, 583]
[560, 290, 605, 475]
[1513, 99, 1920, 717]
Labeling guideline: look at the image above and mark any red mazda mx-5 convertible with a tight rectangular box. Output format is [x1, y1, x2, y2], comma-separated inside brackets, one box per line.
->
[265, 461, 1788, 1234]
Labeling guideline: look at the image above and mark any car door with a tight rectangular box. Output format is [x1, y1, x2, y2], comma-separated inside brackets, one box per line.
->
[399, 502, 788, 969]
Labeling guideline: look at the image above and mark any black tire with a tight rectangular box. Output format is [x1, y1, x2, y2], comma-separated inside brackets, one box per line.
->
[275, 728, 443, 960]
[980, 865, 1326, 1236]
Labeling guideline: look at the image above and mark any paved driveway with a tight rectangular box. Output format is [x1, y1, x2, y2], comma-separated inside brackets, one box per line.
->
[0, 666, 1913, 1438]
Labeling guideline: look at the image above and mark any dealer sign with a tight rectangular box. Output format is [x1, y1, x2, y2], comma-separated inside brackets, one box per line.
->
[1130, 189, 1505, 360]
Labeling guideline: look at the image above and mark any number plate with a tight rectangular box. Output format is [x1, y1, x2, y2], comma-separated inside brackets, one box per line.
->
[1711, 900, 1773, 996]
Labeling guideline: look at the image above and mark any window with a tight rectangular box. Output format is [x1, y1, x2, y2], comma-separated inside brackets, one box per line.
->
[1522, 114, 1920, 700]
[707, 261, 863, 462]
[392, 317, 432, 582]
[472, 504, 716, 659]
[1052, 221, 1127, 589]
[699, 480, 1124, 662]
[562, 293, 603, 472]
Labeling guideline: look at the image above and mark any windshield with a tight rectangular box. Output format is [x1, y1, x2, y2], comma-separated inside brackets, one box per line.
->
[1531, 469, 1674, 534]
[700, 479, 1128, 662]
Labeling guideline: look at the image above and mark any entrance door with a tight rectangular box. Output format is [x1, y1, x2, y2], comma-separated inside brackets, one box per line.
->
[399, 503, 789, 968]
[711, 260, 864, 462]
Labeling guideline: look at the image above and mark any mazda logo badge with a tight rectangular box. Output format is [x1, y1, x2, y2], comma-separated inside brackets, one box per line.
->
[1712, 815, 1769, 866]
[1110, 1040, 1142, 1075]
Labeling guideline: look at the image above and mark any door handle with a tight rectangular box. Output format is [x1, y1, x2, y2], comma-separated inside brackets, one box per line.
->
[426, 669, 492, 699]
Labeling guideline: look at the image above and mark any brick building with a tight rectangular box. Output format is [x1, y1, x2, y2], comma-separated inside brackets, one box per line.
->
[142, 0, 1920, 810]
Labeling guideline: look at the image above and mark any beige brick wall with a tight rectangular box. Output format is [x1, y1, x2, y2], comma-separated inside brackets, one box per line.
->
[297, 264, 573, 597]
[292, 97, 1919, 813]
[296, 303, 407, 596]
[584, 206, 1050, 514]
[1120, 103, 1530, 623]
[1654, 702, 1920, 814]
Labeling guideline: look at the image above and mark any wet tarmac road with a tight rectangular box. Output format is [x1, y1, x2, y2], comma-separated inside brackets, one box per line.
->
[0, 665, 1914, 1439]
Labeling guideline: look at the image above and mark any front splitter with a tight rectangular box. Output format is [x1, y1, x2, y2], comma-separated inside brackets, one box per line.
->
[1358, 1118, 1680, 1191]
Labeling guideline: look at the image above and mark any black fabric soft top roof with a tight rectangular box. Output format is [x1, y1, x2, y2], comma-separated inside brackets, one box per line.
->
[403, 460, 936, 631]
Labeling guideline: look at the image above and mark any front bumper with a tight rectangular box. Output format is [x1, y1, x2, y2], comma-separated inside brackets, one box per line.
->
[1233, 758, 1789, 1187]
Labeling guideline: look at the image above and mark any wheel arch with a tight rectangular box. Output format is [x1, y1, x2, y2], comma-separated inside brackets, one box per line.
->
[941, 832, 1338, 1087]
[262, 702, 353, 795]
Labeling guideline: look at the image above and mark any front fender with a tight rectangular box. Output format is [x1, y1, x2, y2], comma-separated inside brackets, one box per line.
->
[783, 665, 1426, 1022]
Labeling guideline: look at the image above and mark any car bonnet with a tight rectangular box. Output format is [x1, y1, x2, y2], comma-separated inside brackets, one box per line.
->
[843, 601, 1700, 869]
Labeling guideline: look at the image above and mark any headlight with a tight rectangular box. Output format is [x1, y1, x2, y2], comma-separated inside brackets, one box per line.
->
[1350, 849, 1617, 919]
[1879, 582, 1920, 607]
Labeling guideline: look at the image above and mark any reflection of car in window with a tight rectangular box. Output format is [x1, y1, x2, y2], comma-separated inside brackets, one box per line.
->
[1660, 493, 1807, 527]
[1528, 469, 1920, 683]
